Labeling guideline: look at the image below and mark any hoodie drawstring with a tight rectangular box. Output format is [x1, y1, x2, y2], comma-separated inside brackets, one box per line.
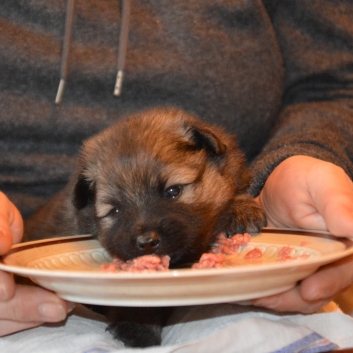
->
[55, 0, 131, 104]
[114, 0, 130, 97]
[55, 0, 74, 104]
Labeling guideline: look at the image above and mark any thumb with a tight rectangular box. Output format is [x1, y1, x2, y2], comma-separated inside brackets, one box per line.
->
[0, 193, 24, 254]
[310, 165, 353, 237]
[321, 195, 353, 237]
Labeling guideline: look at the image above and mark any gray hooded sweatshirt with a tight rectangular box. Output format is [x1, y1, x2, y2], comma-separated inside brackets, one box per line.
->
[1, 0, 353, 218]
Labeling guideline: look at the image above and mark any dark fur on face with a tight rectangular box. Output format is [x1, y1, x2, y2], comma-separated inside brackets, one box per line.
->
[24, 107, 266, 347]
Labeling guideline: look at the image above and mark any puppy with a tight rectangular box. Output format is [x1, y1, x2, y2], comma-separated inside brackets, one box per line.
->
[24, 107, 266, 347]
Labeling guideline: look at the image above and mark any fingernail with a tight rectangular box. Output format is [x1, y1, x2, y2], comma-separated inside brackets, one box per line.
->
[0, 283, 10, 301]
[237, 300, 252, 306]
[0, 229, 11, 254]
[302, 286, 329, 301]
[37, 303, 67, 321]
[67, 301, 76, 313]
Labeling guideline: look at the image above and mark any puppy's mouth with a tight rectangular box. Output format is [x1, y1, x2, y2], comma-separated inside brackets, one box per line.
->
[134, 233, 204, 269]
[102, 227, 211, 269]
[168, 251, 204, 269]
[169, 261, 194, 269]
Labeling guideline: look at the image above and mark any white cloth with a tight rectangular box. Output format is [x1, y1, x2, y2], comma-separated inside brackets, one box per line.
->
[1, 303, 353, 353]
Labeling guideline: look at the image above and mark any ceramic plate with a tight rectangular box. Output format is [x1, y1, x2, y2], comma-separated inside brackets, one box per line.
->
[1, 229, 352, 306]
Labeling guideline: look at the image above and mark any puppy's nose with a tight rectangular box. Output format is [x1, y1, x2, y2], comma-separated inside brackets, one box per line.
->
[136, 232, 160, 253]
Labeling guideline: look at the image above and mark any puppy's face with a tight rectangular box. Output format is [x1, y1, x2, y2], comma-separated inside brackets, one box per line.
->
[72, 108, 253, 267]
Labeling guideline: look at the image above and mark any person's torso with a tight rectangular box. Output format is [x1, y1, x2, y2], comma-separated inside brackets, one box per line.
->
[0, 0, 284, 216]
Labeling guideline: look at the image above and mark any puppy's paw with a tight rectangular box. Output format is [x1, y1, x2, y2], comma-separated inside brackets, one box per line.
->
[219, 195, 267, 236]
[107, 321, 162, 348]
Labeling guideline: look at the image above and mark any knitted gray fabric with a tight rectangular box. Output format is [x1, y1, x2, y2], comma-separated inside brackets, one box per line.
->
[1, 0, 353, 218]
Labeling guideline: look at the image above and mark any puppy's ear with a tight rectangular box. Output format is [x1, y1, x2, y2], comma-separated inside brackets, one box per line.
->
[72, 172, 95, 210]
[186, 125, 227, 157]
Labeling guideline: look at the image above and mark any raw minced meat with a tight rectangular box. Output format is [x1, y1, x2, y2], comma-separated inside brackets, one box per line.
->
[275, 245, 310, 262]
[244, 248, 263, 260]
[191, 253, 227, 269]
[277, 246, 293, 258]
[211, 233, 252, 255]
[100, 254, 170, 272]
[101, 233, 252, 272]
[192, 233, 252, 269]
[100, 233, 310, 272]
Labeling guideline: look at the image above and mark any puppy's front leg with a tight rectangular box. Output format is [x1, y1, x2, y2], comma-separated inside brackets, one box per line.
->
[218, 195, 267, 236]
[104, 306, 172, 348]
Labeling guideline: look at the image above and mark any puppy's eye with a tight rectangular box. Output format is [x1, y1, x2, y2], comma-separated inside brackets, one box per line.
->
[106, 207, 120, 217]
[101, 207, 120, 218]
[163, 185, 182, 199]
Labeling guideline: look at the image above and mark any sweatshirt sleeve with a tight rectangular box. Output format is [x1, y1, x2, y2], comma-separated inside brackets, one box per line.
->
[250, 0, 353, 196]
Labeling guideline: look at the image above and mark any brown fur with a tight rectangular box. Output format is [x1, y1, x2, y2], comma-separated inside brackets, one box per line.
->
[24, 107, 266, 347]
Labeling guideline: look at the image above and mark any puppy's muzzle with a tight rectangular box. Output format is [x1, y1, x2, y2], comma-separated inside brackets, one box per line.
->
[136, 232, 160, 253]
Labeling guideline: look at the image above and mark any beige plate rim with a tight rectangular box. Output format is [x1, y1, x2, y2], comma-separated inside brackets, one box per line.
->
[1, 228, 353, 279]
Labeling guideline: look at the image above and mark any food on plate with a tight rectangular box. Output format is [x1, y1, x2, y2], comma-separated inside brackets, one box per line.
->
[101, 233, 252, 272]
[191, 253, 227, 269]
[100, 233, 311, 272]
[100, 254, 170, 272]
[211, 233, 252, 255]
[244, 248, 263, 260]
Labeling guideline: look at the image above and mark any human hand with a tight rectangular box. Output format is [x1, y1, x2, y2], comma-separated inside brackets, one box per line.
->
[0, 191, 23, 254]
[0, 192, 74, 335]
[252, 156, 353, 313]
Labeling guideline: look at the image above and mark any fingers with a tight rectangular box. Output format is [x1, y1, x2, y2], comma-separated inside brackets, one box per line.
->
[309, 163, 353, 237]
[0, 320, 44, 337]
[254, 156, 353, 313]
[1, 285, 72, 322]
[0, 271, 16, 300]
[0, 282, 75, 336]
[0, 192, 73, 336]
[0, 192, 24, 254]
[253, 254, 353, 313]
[319, 192, 353, 237]
[8, 201, 23, 244]
[257, 156, 353, 234]
[300, 254, 353, 301]
[252, 287, 331, 314]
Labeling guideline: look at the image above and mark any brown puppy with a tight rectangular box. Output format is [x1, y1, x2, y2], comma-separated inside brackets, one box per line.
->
[24, 107, 266, 347]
